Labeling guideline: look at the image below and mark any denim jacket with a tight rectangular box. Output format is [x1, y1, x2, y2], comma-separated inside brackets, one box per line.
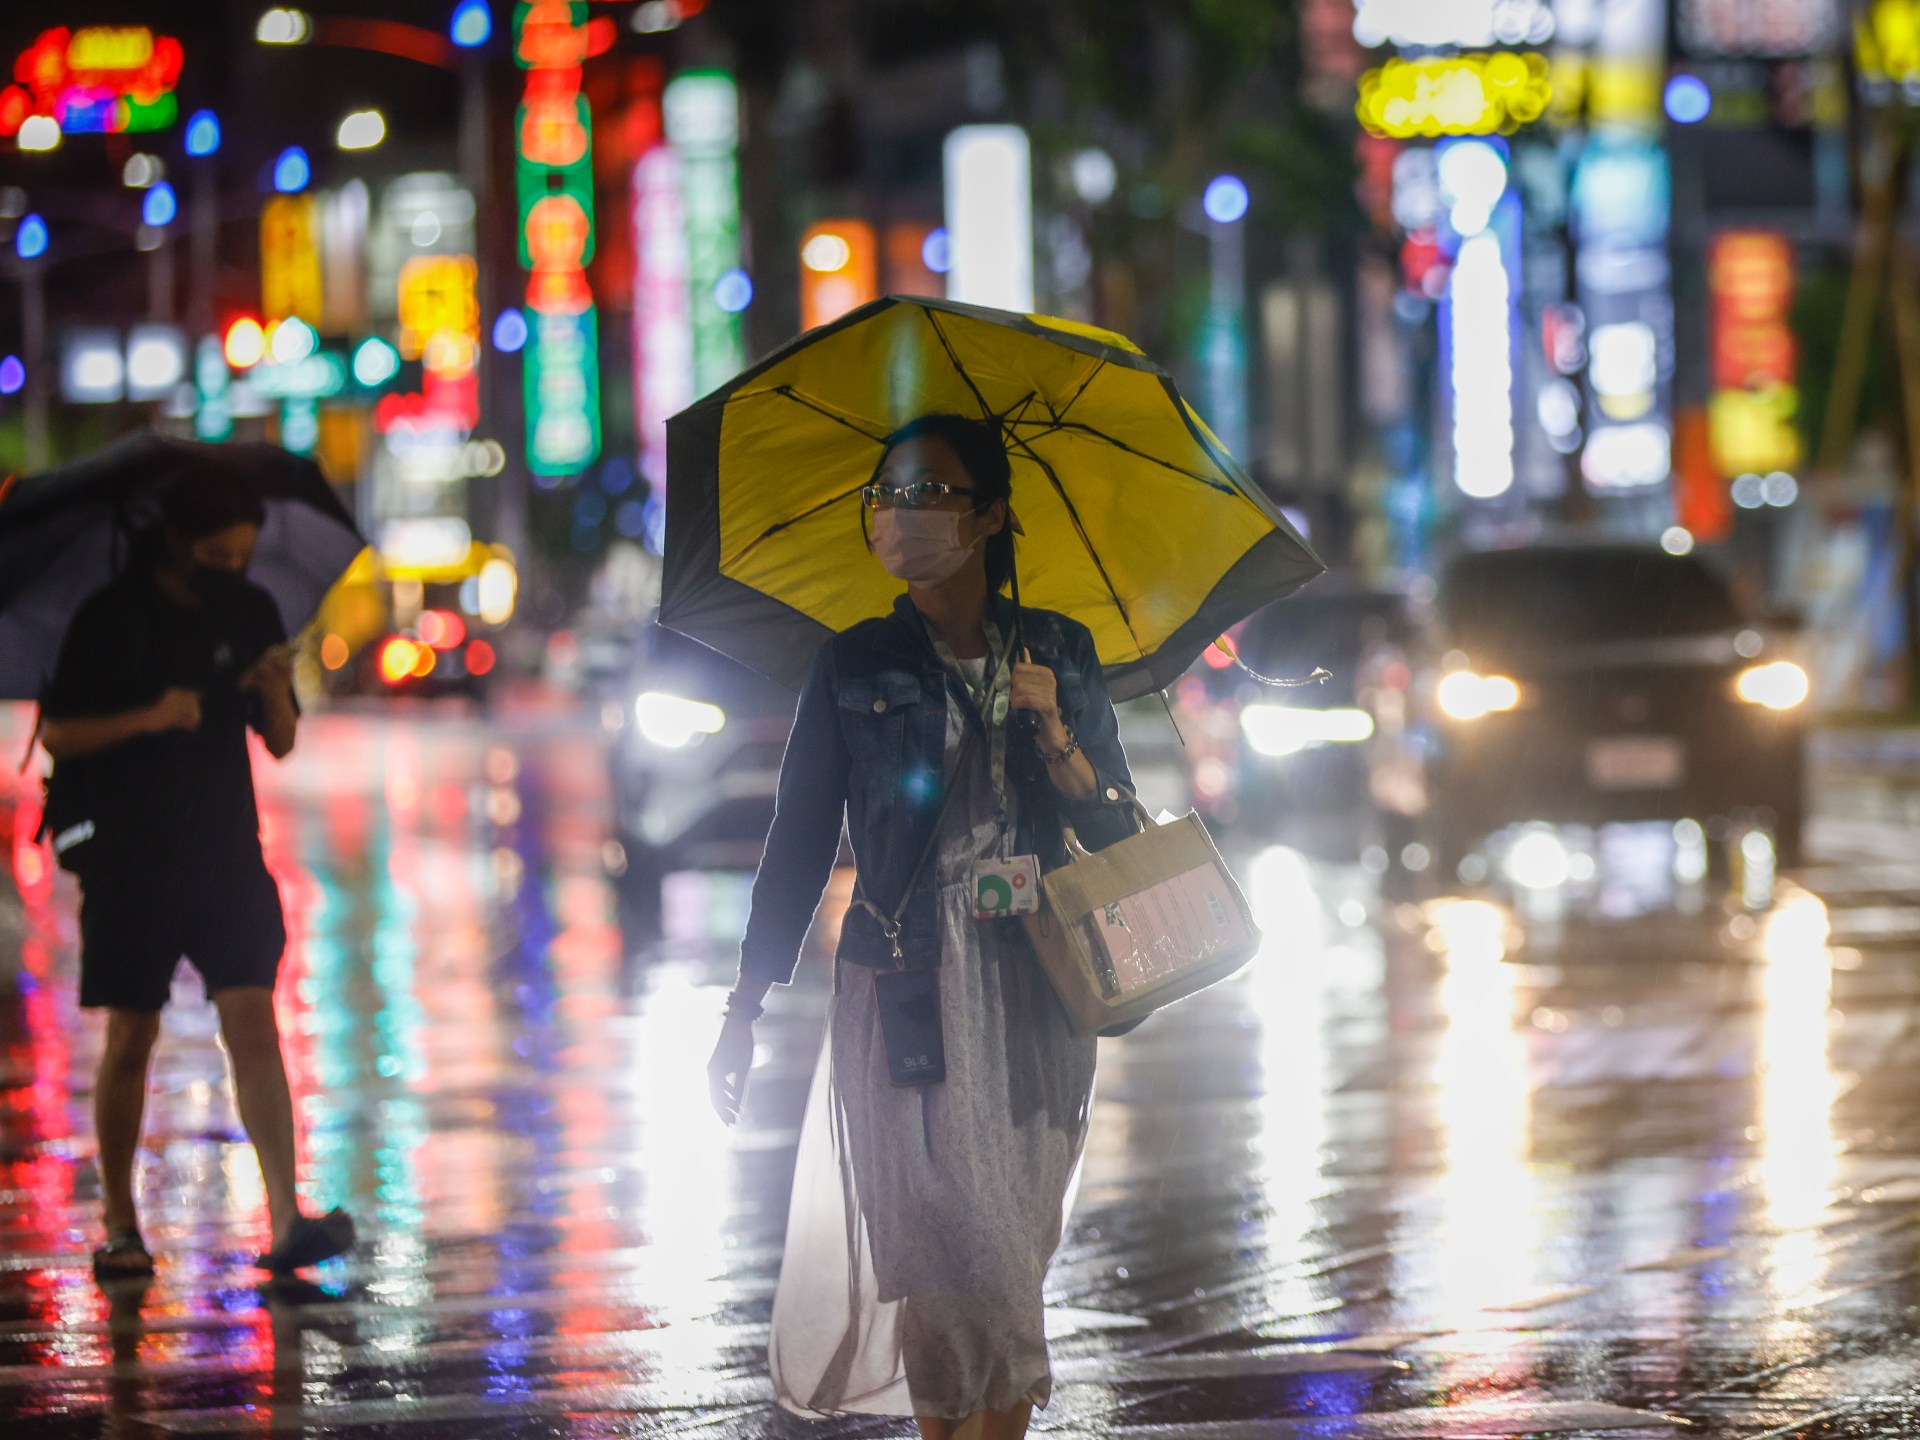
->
[739, 593, 1139, 984]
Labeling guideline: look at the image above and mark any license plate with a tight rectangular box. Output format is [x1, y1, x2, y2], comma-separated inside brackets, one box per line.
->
[1586, 736, 1685, 790]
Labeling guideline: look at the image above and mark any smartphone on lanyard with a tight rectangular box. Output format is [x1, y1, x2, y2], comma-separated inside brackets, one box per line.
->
[873, 967, 946, 1086]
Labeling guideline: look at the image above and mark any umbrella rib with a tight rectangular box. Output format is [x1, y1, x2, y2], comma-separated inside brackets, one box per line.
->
[1004, 431, 1146, 659]
[753, 385, 891, 442]
[1014, 420, 1238, 495]
[732, 480, 869, 563]
[1052, 359, 1107, 426]
[923, 310, 998, 422]
[996, 390, 1043, 428]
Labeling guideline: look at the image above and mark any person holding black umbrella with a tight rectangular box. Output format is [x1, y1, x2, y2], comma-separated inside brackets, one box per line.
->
[38, 472, 354, 1281]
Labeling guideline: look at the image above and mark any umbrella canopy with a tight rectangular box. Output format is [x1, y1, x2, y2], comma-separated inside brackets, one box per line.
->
[0, 432, 366, 700]
[663, 296, 1324, 700]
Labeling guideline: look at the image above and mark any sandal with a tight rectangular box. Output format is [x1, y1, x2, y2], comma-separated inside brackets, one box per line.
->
[92, 1228, 155, 1281]
[255, 1208, 356, 1275]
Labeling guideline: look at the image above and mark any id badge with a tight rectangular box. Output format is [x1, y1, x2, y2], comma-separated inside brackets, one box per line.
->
[873, 968, 946, 1087]
[973, 854, 1041, 918]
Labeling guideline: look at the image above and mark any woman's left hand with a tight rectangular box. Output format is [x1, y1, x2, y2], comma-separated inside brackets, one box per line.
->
[1010, 649, 1070, 745]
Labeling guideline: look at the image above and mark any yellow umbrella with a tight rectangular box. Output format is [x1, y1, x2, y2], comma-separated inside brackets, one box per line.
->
[662, 296, 1323, 699]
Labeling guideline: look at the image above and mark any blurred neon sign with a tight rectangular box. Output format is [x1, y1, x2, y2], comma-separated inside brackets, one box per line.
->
[1357, 53, 1550, 138]
[1681, 0, 1835, 57]
[1708, 231, 1801, 477]
[261, 196, 323, 325]
[377, 255, 481, 435]
[1857, 0, 1920, 89]
[1, 27, 183, 139]
[665, 70, 745, 396]
[515, 1, 600, 475]
[1352, 0, 1556, 49]
[800, 220, 877, 331]
[633, 143, 691, 493]
[1446, 228, 1517, 498]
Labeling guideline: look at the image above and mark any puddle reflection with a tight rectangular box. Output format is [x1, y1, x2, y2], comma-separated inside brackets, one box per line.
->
[1756, 889, 1836, 1308]
[1424, 899, 1541, 1334]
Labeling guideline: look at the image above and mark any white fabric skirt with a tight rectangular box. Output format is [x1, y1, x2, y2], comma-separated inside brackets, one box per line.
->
[769, 878, 1096, 1421]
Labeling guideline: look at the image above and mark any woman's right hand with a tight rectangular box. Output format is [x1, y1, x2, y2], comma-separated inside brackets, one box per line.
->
[707, 1013, 756, 1125]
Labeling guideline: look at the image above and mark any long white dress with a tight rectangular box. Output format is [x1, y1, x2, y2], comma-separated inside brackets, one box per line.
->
[769, 662, 1098, 1420]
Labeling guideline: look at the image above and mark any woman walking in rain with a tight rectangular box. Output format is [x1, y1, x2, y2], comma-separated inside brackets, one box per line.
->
[708, 413, 1139, 1437]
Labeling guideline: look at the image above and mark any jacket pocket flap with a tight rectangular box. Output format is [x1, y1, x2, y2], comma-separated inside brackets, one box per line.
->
[838, 670, 924, 715]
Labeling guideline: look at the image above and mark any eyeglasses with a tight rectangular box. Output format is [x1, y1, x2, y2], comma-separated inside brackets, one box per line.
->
[860, 480, 978, 510]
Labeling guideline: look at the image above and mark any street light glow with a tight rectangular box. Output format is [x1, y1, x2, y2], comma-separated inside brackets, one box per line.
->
[123, 154, 164, 188]
[352, 336, 401, 386]
[17, 115, 60, 152]
[185, 109, 221, 156]
[1664, 74, 1712, 124]
[801, 233, 851, 273]
[336, 110, 386, 150]
[492, 308, 528, 353]
[224, 317, 267, 369]
[713, 268, 753, 313]
[632, 0, 681, 33]
[1203, 174, 1249, 224]
[273, 146, 311, 194]
[0, 356, 23, 395]
[922, 227, 951, 275]
[142, 181, 177, 227]
[450, 0, 493, 47]
[15, 214, 47, 260]
[271, 317, 319, 365]
[257, 9, 312, 44]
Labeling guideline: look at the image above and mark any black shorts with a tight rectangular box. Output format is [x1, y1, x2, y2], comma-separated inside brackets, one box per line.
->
[78, 857, 287, 1012]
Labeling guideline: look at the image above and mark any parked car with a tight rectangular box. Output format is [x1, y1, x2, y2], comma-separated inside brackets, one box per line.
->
[1422, 543, 1807, 877]
[608, 622, 799, 924]
[1175, 585, 1421, 861]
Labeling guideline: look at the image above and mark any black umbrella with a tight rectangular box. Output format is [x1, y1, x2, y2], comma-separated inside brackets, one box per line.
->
[0, 433, 367, 701]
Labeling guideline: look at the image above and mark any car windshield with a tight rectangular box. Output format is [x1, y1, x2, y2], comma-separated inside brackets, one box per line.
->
[1439, 549, 1743, 651]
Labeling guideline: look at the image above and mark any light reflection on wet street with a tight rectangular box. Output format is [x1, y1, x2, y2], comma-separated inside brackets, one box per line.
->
[10, 711, 1920, 1436]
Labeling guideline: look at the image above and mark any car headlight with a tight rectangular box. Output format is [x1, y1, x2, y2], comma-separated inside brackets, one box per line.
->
[1239, 704, 1374, 757]
[1735, 660, 1808, 711]
[1435, 670, 1520, 721]
[633, 691, 727, 748]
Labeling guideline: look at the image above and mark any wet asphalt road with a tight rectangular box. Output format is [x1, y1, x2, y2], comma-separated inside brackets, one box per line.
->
[7, 708, 1920, 1437]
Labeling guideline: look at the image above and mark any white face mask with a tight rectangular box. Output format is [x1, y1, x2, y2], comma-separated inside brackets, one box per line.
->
[869, 508, 981, 585]
[875, 510, 983, 583]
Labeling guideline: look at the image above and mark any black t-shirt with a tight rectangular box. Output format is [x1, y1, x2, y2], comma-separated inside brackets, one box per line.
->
[43, 570, 287, 871]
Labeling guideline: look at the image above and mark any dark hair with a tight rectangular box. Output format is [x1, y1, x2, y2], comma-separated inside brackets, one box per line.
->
[159, 471, 266, 540]
[872, 412, 1017, 595]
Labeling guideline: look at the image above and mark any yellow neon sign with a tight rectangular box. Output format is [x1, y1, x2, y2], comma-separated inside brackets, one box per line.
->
[1356, 53, 1551, 138]
[1857, 0, 1920, 85]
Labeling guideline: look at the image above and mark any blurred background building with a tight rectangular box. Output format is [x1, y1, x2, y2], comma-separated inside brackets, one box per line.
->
[0, 1, 1916, 706]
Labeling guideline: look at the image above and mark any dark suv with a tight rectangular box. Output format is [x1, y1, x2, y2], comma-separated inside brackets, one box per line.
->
[1426, 544, 1807, 875]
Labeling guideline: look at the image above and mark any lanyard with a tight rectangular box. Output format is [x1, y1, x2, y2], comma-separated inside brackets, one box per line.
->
[929, 617, 1013, 834]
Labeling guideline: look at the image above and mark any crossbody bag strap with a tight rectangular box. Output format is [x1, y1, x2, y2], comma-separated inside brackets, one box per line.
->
[852, 721, 979, 963]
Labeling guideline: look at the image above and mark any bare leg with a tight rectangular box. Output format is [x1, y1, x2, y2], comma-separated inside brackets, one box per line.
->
[921, 1402, 1032, 1440]
[95, 1010, 161, 1234]
[213, 987, 302, 1247]
[957, 1405, 1032, 1440]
